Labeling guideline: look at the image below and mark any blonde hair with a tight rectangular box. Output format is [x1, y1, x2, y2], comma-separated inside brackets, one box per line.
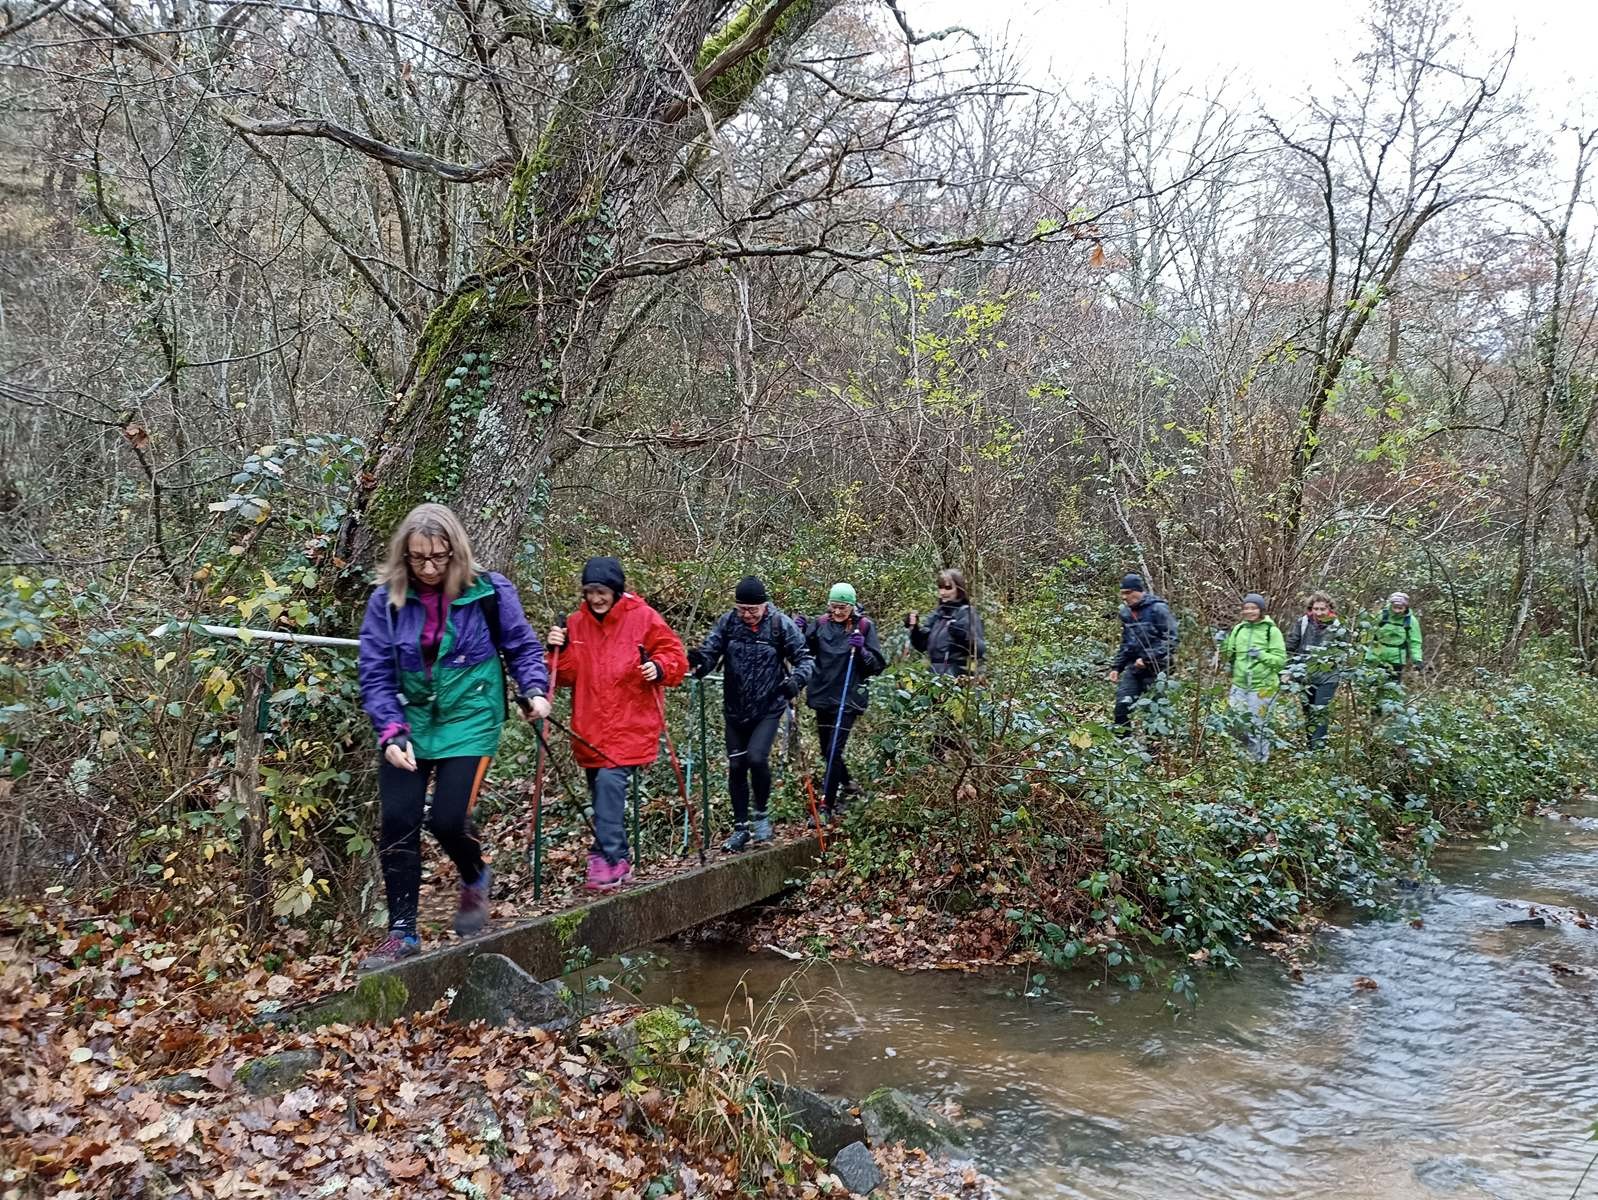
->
[377, 503, 480, 606]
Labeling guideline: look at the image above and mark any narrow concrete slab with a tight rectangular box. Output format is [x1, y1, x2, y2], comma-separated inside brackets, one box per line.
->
[295, 836, 821, 1024]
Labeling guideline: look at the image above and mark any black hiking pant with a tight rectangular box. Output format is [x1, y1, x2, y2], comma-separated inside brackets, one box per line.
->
[725, 712, 782, 825]
[813, 706, 861, 808]
[377, 755, 489, 935]
[1303, 676, 1340, 748]
[1114, 666, 1159, 729]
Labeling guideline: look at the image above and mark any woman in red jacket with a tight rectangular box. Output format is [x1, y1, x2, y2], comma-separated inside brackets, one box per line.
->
[546, 557, 688, 890]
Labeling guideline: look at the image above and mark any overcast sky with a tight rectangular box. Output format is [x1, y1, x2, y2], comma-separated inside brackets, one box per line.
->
[909, 0, 1597, 133]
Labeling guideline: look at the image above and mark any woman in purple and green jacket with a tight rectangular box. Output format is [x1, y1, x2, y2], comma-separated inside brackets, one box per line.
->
[356, 503, 549, 968]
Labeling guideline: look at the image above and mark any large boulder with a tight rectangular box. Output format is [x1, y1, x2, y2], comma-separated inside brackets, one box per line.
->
[768, 1081, 867, 1160]
[860, 1087, 966, 1154]
[830, 1141, 884, 1196]
[447, 954, 568, 1029]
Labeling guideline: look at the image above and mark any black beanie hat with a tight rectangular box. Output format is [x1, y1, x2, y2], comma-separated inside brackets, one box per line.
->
[735, 575, 768, 604]
[1121, 573, 1146, 591]
[581, 556, 626, 595]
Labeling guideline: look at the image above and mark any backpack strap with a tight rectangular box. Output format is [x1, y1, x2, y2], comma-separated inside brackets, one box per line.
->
[477, 584, 513, 717]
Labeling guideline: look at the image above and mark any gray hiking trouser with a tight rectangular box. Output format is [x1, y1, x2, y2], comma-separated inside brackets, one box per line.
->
[1228, 686, 1272, 762]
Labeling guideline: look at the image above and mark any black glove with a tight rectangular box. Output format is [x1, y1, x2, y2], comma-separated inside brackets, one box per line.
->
[687, 648, 708, 677]
[781, 676, 801, 699]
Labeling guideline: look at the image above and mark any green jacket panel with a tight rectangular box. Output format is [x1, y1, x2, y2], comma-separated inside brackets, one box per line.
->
[1222, 618, 1287, 694]
[398, 577, 508, 759]
[1369, 608, 1422, 666]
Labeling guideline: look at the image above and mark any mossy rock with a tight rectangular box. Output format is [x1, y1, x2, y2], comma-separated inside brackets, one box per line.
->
[860, 1087, 966, 1154]
[234, 1048, 321, 1097]
[276, 973, 410, 1031]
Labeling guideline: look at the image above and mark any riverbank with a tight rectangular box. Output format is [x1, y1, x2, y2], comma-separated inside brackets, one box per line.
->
[0, 893, 998, 1198]
[722, 665, 1598, 990]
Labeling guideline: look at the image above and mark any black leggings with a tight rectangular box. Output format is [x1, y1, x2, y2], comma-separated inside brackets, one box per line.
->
[725, 712, 782, 824]
[377, 755, 489, 934]
[813, 706, 860, 806]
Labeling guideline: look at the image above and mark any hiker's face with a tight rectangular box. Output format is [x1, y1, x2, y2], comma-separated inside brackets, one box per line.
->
[1241, 602, 1263, 622]
[734, 602, 766, 625]
[1311, 600, 1333, 621]
[1391, 599, 1409, 613]
[405, 534, 451, 586]
[583, 585, 615, 616]
[827, 601, 853, 623]
[936, 581, 959, 601]
[1120, 588, 1143, 607]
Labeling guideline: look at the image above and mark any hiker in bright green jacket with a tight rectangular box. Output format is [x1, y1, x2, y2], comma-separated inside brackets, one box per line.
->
[1369, 591, 1423, 681]
[1216, 592, 1287, 762]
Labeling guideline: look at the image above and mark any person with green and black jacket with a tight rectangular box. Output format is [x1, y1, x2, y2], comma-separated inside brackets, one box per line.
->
[356, 504, 549, 969]
[688, 576, 814, 852]
[1368, 591, 1423, 681]
[907, 568, 985, 677]
[1218, 592, 1286, 762]
[794, 582, 886, 818]
[1283, 590, 1347, 748]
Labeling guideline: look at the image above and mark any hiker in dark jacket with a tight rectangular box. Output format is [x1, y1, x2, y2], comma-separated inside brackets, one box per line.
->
[356, 503, 549, 969]
[795, 582, 886, 818]
[1108, 573, 1178, 730]
[688, 576, 814, 852]
[1283, 590, 1346, 748]
[908, 568, 985, 677]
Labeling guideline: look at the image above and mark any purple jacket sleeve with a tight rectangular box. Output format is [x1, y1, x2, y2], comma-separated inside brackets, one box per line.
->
[488, 573, 549, 699]
[358, 588, 408, 740]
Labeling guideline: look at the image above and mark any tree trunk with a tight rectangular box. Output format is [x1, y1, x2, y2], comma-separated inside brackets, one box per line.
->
[341, 0, 838, 574]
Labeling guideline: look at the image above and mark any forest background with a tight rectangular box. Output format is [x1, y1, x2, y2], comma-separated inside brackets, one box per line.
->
[3, 0, 1598, 975]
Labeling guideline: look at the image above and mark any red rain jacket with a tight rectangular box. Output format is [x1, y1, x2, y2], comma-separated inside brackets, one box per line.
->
[553, 592, 688, 768]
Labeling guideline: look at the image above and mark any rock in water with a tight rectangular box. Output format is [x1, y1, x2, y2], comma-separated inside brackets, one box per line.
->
[447, 953, 566, 1028]
[769, 1081, 867, 1160]
[830, 1140, 884, 1196]
[860, 1087, 966, 1154]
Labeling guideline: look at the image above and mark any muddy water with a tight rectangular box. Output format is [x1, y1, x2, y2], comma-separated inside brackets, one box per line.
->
[633, 800, 1598, 1198]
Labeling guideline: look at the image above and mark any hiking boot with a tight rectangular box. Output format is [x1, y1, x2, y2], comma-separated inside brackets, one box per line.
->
[751, 813, 774, 844]
[721, 826, 753, 854]
[454, 865, 492, 936]
[361, 930, 420, 970]
[585, 857, 631, 891]
[807, 807, 830, 830]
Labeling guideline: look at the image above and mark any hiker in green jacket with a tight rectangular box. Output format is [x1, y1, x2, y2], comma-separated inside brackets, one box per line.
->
[1369, 591, 1423, 682]
[1217, 592, 1286, 762]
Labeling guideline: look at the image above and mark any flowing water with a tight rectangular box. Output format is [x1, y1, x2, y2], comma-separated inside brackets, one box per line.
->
[631, 798, 1598, 1198]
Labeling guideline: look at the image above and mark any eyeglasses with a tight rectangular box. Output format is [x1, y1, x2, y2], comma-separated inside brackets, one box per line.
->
[734, 603, 765, 616]
[407, 551, 453, 568]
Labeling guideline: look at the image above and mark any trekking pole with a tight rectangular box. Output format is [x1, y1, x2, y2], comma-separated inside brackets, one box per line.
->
[526, 622, 562, 901]
[642, 646, 702, 865]
[695, 676, 711, 856]
[822, 641, 857, 811]
[788, 699, 828, 853]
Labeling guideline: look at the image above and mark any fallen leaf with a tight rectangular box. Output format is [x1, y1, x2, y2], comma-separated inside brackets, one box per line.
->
[1353, 976, 1379, 990]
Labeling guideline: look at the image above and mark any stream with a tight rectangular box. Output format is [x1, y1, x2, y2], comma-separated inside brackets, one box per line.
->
[632, 797, 1598, 1198]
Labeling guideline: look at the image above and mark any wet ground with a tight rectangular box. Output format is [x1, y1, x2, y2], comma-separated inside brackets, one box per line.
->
[633, 799, 1598, 1198]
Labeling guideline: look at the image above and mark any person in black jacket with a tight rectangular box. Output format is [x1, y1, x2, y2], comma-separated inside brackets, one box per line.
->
[907, 568, 985, 677]
[1108, 573, 1178, 731]
[1283, 590, 1346, 748]
[795, 582, 886, 818]
[688, 576, 813, 852]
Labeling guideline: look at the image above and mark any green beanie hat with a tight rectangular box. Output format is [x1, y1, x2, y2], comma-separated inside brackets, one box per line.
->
[828, 582, 857, 605]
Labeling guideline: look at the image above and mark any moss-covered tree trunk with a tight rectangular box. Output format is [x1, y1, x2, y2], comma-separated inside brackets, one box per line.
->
[342, 0, 834, 572]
